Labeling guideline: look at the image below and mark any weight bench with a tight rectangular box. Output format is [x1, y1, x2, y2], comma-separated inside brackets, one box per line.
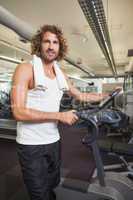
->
[98, 140, 133, 156]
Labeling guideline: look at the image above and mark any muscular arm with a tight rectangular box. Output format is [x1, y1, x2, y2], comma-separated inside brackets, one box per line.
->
[11, 63, 78, 124]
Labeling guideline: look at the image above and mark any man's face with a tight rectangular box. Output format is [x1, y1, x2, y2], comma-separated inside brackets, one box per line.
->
[41, 31, 60, 63]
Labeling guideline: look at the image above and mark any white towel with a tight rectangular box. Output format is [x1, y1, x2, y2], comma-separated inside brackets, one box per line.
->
[31, 55, 69, 91]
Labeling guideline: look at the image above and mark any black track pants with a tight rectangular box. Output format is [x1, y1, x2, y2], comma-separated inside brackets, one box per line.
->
[17, 141, 61, 200]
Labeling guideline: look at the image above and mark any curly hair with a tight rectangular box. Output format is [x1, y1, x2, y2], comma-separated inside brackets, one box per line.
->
[31, 25, 68, 61]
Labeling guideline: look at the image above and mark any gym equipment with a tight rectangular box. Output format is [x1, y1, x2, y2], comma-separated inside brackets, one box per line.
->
[57, 110, 133, 200]
[82, 88, 133, 178]
[55, 89, 133, 200]
[0, 91, 13, 119]
[60, 92, 73, 111]
[123, 72, 133, 127]
[98, 139, 133, 179]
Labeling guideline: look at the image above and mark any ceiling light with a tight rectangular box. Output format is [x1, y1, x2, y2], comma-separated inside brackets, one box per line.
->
[78, 0, 117, 76]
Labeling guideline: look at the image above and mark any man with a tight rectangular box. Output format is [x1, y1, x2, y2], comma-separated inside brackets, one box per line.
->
[11, 25, 105, 200]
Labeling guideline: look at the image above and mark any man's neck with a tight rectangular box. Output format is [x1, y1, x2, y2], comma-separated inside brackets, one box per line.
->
[41, 59, 56, 79]
[42, 59, 54, 70]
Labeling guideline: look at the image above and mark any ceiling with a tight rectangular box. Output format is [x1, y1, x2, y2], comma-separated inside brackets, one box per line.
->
[0, 0, 133, 81]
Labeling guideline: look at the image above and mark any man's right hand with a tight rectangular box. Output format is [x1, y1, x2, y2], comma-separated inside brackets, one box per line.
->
[59, 110, 78, 125]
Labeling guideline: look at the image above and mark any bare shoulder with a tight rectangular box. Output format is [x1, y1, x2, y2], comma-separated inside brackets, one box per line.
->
[12, 62, 32, 82]
[14, 62, 32, 76]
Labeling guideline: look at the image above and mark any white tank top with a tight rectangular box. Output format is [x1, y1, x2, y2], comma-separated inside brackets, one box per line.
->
[16, 64, 63, 145]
